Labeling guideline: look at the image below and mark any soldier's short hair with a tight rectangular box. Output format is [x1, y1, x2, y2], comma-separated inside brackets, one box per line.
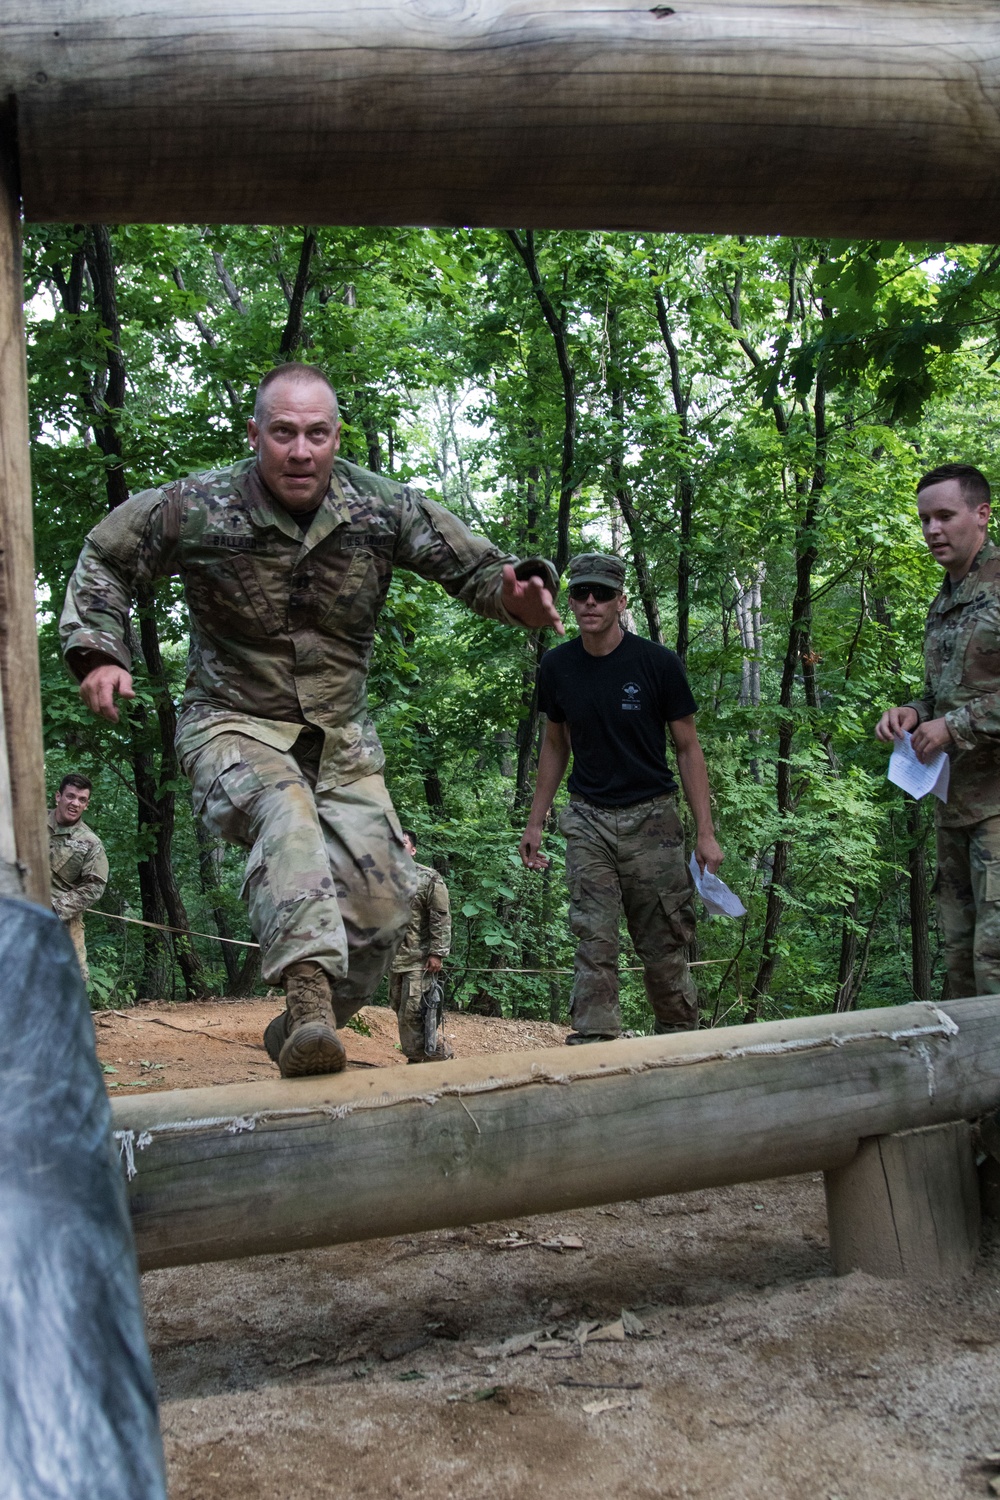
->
[254, 364, 339, 424]
[917, 463, 991, 508]
[402, 829, 417, 846]
[59, 772, 92, 794]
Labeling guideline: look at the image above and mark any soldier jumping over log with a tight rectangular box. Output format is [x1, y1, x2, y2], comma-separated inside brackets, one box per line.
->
[61, 363, 560, 1078]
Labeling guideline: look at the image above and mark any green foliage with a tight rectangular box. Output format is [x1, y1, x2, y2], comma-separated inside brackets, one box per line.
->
[28, 222, 993, 1020]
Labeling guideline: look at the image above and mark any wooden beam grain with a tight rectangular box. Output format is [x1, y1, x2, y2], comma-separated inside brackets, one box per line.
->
[2, 2, 1000, 237]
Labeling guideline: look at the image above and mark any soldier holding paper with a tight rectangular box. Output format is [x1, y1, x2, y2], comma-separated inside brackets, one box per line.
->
[875, 463, 1000, 997]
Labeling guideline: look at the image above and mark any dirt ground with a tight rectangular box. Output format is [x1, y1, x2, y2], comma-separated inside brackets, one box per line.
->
[96, 1000, 1000, 1499]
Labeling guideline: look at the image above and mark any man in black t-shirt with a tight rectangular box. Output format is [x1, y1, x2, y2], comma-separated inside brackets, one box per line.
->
[519, 553, 724, 1043]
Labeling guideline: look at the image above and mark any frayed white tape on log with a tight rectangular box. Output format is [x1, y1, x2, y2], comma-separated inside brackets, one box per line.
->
[114, 1128, 153, 1180]
[113, 1012, 962, 1176]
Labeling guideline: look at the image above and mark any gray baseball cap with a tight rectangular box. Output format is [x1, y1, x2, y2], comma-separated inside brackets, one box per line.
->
[567, 553, 626, 592]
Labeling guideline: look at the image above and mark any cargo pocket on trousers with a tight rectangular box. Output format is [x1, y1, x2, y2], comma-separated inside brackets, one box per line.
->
[985, 862, 1000, 904]
[187, 738, 243, 817]
[657, 887, 696, 948]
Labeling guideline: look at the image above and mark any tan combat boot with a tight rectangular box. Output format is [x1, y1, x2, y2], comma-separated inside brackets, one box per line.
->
[273, 961, 346, 1078]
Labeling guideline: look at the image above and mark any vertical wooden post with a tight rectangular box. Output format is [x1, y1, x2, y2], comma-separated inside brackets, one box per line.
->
[0, 115, 48, 904]
[825, 1122, 980, 1280]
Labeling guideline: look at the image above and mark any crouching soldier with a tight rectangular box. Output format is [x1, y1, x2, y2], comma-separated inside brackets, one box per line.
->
[390, 831, 452, 1062]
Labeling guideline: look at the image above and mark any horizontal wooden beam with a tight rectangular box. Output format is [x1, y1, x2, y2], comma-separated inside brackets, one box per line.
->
[113, 997, 1000, 1270]
[3, 2, 1000, 237]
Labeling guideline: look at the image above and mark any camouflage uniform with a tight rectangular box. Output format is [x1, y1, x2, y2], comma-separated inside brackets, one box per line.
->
[905, 540, 1000, 997]
[559, 795, 698, 1035]
[48, 810, 109, 984]
[389, 861, 452, 1060]
[61, 456, 554, 1013]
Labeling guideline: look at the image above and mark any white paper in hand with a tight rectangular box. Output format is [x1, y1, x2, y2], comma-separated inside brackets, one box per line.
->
[887, 732, 950, 803]
[688, 852, 747, 918]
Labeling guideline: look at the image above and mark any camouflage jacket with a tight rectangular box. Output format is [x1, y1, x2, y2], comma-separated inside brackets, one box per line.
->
[61, 457, 557, 789]
[48, 810, 109, 920]
[391, 862, 451, 971]
[905, 540, 1000, 826]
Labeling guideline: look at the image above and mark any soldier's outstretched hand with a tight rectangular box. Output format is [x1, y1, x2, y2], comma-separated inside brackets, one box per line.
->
[502, 565, 564, 634]
[80, 664, 136, 723]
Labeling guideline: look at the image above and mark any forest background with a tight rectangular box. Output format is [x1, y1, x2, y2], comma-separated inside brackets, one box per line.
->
[25, 223, 1000, 1026]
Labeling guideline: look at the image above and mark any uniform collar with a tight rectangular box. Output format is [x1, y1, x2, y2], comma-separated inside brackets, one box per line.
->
[240, 460, 352, 551]
[935, 540, 999, 613]
[49, 808, 81, 835]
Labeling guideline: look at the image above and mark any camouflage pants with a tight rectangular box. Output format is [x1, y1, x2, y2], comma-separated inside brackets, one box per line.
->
[936, 816, 1000, 997]
[184, 730, 416, 1023]
[558, 794, 698, 1036]
[389, 967, 451, 1062]
[63, 913, 89, 985]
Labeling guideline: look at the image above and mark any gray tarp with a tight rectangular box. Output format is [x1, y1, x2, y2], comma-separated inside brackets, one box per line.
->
[0, 896, 165, 1499]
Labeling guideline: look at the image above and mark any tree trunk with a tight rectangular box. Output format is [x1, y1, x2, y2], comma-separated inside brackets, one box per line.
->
[652, 286, 695, 659]
[507, 230, 575, 574]
[746, 376, 826, 1018]
[277, 226, 316, 356]
[514, 634, 546, 811]
[606, 302, 663, 644]
[833, 886, 860, 1012]
[414, 722, 446, 816]
[84, 225, 205, 999]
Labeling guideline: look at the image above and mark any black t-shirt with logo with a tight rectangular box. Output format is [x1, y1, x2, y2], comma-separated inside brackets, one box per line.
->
[536, 630, 697, 807]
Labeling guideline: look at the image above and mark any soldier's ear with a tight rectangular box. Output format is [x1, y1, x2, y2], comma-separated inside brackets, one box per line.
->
[247, 417, 259, 451]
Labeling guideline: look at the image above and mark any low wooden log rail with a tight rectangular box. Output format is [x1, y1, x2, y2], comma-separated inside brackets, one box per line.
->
[3, 2, 1000, 238]
[113, 997, 1000, 1273]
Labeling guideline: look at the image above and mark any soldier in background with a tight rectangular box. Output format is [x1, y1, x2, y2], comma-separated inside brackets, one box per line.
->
[519, 553, 723, 1042]
[876, 463, 1000, 997]
[49, 773, 109, 985]
[61, 363, 560, 1077]
[389, 830, 452, 1063]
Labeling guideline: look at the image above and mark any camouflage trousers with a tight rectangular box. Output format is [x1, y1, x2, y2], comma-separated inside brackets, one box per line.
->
[63, 913, 89, 985]
[183, 729, 416, 1023]
[558, 794, 698, 1036]
[389, 967, 452, 1062]
[936, 815, 1000, 997]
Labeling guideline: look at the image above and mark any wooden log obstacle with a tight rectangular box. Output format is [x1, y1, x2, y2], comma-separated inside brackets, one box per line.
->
[113, 998, 1000, 1277]
[2, 2, 1000, 238]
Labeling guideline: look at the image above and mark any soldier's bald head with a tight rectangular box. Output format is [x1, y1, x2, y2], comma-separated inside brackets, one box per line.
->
[254, 364, 339, 425]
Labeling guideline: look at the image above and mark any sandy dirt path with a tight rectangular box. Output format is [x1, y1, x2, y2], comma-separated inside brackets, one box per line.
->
[96, 1001, 1000, 1499]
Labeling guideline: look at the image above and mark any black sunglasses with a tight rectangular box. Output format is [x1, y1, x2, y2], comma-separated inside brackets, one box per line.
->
[568, 582, 618, 603]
